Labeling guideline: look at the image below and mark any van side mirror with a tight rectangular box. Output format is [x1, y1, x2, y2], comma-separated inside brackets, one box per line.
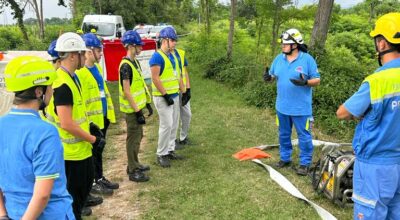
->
[116, 31, 122, 38]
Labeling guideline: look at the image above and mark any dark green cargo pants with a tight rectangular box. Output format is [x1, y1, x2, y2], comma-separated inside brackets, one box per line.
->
[125, 112, 143, 173]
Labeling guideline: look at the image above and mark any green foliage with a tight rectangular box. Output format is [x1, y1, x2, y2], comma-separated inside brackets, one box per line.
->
[186, 3, 381, 141]
[0, 24, 75, 51]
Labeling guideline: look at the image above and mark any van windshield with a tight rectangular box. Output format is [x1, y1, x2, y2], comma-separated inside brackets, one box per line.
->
[82, 22, 115, 37]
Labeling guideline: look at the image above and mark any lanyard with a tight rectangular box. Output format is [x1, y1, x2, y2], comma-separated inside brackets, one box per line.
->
[60, 66, 81, 92]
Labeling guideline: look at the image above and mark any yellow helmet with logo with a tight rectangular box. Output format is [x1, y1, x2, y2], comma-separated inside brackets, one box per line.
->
[370, 12, 400, 44]
[4, 56, 57, 92]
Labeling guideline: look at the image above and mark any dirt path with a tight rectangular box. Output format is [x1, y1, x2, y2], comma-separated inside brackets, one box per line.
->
[90, 120, 148, 220]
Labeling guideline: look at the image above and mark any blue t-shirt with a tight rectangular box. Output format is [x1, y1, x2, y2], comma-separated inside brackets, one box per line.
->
[149, 51, 177, 74]
[149, 51, 179, 98]
[269, 52, 320, 116]
[0, 109, 74, 219]
[344, 58, 400, 164]
[88, 65, 107, 116]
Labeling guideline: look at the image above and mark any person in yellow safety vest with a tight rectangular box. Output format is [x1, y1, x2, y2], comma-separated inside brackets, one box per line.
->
[336, 12, 400, 220]
[77, 33, 118, 194]
[172, 48, 192, 147]
[0, 56, 75, 220]
[48, 38, 103, 210]
[46, 32, 105, 219]
[119, 30, 152, 182]
[149, 26, 186, 168]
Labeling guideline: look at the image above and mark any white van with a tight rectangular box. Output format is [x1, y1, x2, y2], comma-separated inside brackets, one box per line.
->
[82, 14, 126, 40]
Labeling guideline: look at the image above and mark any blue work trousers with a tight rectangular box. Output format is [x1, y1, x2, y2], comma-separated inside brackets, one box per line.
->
[276, 111, 313, 166]
[353, 160, 400, 220]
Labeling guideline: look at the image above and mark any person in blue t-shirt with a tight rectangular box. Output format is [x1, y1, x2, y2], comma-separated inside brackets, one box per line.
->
[264, 28, 320, 176]
[149, 26, 186, 168]
[337, 13, 400, 220]
[0, 56, 74, 219]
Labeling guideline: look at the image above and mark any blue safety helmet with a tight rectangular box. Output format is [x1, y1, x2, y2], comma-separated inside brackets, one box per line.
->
[122, 30, 144, 46]
[82, 33, 102, 48]
[47, 40, 59, 61]
[159, 27, 177, 40]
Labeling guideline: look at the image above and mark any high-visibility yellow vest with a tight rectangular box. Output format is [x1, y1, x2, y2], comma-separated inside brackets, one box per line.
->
[175, 49, 188, 87]
[151, 51, 180, 96]
[47, 68, 92, 161]
[118, 58, 151, 113]
[76, 63, 116, 128]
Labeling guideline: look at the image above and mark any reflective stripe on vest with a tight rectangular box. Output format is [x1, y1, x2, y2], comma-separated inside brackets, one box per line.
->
[175, 49, 187, 86]
[118, 59, 150, 113]
[47, 68, 92, 161]
[151, 52, 180, 96]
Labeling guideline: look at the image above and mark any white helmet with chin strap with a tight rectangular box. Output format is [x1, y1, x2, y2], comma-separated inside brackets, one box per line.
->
[281, 28, 304, 44]
[55, 32, 88, 53]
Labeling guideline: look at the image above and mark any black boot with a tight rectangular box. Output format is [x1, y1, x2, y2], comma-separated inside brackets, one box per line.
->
[157, 155, 171, 168]
[129, 169, 150, 182]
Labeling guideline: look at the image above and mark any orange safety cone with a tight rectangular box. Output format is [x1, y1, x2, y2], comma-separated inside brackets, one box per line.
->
[233, 148, 271, 161]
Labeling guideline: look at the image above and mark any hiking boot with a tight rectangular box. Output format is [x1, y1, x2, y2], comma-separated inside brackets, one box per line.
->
[81, 207, 92, 216]
[275, 160, 292, 168]
[127, 164, 151, 174]
[138, 164, 150, 172]
[129, 169, 150, 182]
[91, 182, 114, 196]
[157, 155, 171, 168]
[178, 137, 191, 145]
[174, 139, 185, 150]
[85, 194, 103, 207]
[296, 165, 310, 176]
[168, 151, 185, 160]
[97, 176, 119, 189]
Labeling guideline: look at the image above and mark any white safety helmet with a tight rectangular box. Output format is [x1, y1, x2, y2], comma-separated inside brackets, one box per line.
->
[55, 32, 88, 52]
[280, 28, 304, 44]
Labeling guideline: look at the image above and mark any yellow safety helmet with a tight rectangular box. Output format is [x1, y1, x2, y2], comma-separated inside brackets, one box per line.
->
[4, 56, 57, 92]
[370, 12, 400, 44]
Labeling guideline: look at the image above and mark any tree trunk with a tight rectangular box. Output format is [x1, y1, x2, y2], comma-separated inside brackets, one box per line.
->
[30, 0, 45, 40]
[256, 16, 264, 60]
[309, 0, 334, 56]
[205, 0, 210, 35]
[270, 0, 282, 55]
[227, 0, 236, 60]
[7, 0, 29, 41]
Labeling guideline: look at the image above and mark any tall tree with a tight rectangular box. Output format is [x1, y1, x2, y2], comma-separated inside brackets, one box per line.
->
[201, 0, 211, 35]
[227, 0, 236, 60]
[0, 0, 29, 41]
[27, 0, 44, 39]
[309, 0, 334, 56]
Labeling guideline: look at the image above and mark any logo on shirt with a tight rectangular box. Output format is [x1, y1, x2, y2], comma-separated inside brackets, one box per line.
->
[392, 100, 400, 110]
[295, 66, 303, 73]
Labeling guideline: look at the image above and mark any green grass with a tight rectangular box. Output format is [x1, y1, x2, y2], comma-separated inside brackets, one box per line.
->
[102, 66, 352, 219]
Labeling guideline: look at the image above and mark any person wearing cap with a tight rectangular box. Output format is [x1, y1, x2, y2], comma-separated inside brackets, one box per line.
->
[119, 30, 152, 182]
[337, 12, 400, 220]
[172, 46, 192, 147]
[76, 33, 118, 195]
[46, 32, 105, 219]
[264, 28, 320, 176]
[149, 26, 186, 168]
[0, 56, 74, 219]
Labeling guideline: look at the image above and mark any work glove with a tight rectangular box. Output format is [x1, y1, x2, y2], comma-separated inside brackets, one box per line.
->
[135, 110, 146, 124]
[90, 122, 104, 138]
[163, 94, 174, 106]
[93, 135, 106, 153]
[146, 103, 153, 117]
[290, 73, 308, 86]
[263, 67, 272, 82]
[186, 88, 191, 102]
[181, 92, 189, 106]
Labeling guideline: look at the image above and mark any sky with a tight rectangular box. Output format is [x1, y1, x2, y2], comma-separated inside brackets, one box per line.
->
[0, 0, 364, 25]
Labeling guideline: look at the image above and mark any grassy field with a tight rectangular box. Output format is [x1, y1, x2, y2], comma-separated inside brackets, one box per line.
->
[104, 66, 353, 219]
